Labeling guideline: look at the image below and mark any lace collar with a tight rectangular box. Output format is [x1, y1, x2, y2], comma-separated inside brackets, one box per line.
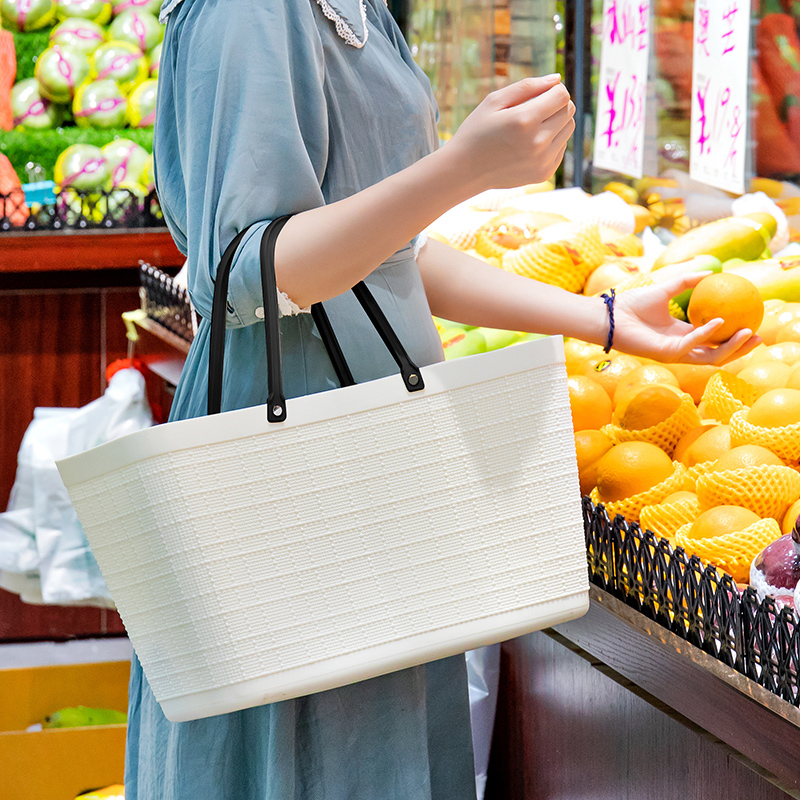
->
[160, 0, 371, 49]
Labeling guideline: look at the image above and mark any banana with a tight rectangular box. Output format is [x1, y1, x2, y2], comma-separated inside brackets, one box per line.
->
[43, 706, 128, 728]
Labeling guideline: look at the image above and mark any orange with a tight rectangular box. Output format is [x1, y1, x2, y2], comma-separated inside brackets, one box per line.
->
[687, 273, 764, 344]
[567, 375, 613, 432]
[617, 384, 682, 431]
[711, 444, 785, 471]
[747, 388, 800, 428]
[688, 505, 761, 540]
[787, 363, 800, 390]
[776, 320, 800, 344]
[757, 299, 787, 345]
[579, 353, 643, 399]
[767, 342, 800, 366]
[723, 344, 776, 376]
[674, 424, 730, 468]
[664, 363, 717, 404]
[564, 338, 606, 375]
[662, 490, 698, 503]
[582, 260, 642, 296]
[612, 364, 680, 407]
[574, 429, 614, 496]
[782, 498, 800, 535]
[737, 361, 791, 398]
[595, 441, 675, 503]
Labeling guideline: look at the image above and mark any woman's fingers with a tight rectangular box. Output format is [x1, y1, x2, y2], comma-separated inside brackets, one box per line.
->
[650, 270, 713, 296]
[517, 82, 572, 122]
[492, 74, 563, 109]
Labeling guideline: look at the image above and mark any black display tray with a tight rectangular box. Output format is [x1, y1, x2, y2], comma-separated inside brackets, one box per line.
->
[584, 497, 800, 706]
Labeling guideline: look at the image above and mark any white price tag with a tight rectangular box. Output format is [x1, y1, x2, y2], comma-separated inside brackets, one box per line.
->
[593, 0, 652, 179]
[690, 0, 752, 194]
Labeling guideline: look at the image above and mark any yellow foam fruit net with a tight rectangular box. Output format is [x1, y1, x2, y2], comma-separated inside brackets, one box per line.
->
[445, 227, 478, 251]
[474, 229, 513, 262]
[590, 463, 692, 523]
[598, 226, 645, 258]
[601, 392, 702, 457]
[536, 223, 607, 271]
[701, 371, 757, 424]
[729, 409, 800, 466]
[674, 518, 782, 583]
[611, 273, 686, 320]
[639, 495, 701, 546]
[502, 241, 590, 292]
[695, 464, 800, 520]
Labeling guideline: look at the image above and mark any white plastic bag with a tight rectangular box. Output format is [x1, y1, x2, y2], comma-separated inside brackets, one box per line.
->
[0, 368, 153, 606]
[466, 644, 501, 800]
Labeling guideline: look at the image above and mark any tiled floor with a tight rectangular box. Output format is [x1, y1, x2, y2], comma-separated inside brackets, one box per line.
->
[0, 637, 132, 670]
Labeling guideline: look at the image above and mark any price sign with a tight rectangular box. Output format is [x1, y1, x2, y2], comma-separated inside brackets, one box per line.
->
[690, 0, 752, 194]
[593, 0, 652, 179]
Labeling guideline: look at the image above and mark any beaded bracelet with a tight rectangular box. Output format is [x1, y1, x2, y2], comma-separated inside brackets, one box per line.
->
[599, 288, 616, 354]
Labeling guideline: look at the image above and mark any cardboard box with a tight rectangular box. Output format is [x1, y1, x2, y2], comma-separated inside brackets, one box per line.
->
[0, 660, 129, 800]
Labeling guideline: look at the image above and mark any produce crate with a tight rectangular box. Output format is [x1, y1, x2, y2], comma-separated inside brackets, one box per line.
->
[584, 497, 800, 706]
[0, 660, 129, 800]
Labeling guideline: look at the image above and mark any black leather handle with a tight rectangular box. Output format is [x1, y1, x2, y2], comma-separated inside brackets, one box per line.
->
[208, 217, 424, 421]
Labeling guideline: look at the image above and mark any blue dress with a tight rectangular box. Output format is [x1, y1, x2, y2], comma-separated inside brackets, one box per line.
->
[124, 1, 478, 797]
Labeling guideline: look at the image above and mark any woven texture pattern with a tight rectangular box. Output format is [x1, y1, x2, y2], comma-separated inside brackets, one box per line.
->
[590, 463, 692, 523]
[599, 228, 644, 258]
[503, 242, 592, 292]
[67, 362, 586, 705]
[702, 371, 757, 424]
[675, 518, 782, 583]
[639, 496, 700, 546]
[602, 393, 702, 456]
[695, 464, 800, 519]
[730, 409, 800, 465]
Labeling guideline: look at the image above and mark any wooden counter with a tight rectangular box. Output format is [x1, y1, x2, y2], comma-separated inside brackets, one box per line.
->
[486, 585, 800, 800]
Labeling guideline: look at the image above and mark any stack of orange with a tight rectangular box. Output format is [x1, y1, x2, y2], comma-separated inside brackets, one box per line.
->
[568, 276, 800, 585]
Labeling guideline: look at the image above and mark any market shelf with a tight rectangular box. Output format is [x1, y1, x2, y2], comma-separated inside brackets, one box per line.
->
[0, 228, 183, 273]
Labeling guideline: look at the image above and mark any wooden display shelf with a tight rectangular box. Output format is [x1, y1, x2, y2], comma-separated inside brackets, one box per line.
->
[486, 585, 800, 800]
[0, 228, 183, 273]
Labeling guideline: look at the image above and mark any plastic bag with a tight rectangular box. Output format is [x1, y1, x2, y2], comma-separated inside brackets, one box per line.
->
[466, 644, 501, 800]
[0, 369, 153, 606]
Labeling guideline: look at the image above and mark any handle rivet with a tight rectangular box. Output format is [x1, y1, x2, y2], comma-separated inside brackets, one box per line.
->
[408, 374, 419, 386]
[272, 405, 283, 416]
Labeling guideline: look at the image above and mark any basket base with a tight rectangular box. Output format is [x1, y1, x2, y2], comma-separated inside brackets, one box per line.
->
[159, 590, 589, 722]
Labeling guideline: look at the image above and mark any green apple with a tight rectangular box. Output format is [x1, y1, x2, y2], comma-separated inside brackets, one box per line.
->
[56, 0, 112, 24]
[35, 45, 91, 103]
[108, 9, 163, 53]
[11, 78, 62, 129]
[478, 327, 522, 351]
[102, 138, 151, 186]
[54, 143, 110, 190]
[442, 328, 487, 360]
[73, 78, 128, 128]
[0, 0, 56, 31]
[127, 77, 157, 127]
[90, 40, 149, 95]
[49, 19, 106, 55]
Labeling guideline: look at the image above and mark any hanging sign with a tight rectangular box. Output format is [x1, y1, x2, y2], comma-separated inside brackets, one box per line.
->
[593, 0, 652, 179]
[690, 0, 752, 194]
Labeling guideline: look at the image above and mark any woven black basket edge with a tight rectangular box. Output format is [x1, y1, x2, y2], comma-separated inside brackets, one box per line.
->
[582, 497, 800, 706]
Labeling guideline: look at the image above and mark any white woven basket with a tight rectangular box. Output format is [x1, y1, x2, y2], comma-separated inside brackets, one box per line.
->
[57, 335, 588, 722]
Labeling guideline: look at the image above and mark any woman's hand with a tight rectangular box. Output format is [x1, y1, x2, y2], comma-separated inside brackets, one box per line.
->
[612, 272, 762, 364]
[446, 75, 576, 190]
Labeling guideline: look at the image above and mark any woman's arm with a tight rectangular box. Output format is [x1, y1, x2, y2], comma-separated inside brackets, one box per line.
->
[274, 75, 574, 308]
[416, 239, 760, 365]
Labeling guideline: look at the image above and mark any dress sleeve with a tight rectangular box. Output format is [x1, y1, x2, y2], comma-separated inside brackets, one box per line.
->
[154, 0, 328, 326]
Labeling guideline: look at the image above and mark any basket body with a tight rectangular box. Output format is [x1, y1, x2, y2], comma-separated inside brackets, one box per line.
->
[57, 336, 588, 722]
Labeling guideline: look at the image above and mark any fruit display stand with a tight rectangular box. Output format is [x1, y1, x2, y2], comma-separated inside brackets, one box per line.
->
[0, 659, 129, 800]
[485, 501, 800, 800]
[0, 230, 183, 642]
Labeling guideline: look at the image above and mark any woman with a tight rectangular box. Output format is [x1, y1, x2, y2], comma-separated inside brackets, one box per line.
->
[126, 1, 759, 797]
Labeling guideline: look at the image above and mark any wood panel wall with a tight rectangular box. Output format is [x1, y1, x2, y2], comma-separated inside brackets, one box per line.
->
[0, 267, 161, 641]
[485, 631, 794, 800]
